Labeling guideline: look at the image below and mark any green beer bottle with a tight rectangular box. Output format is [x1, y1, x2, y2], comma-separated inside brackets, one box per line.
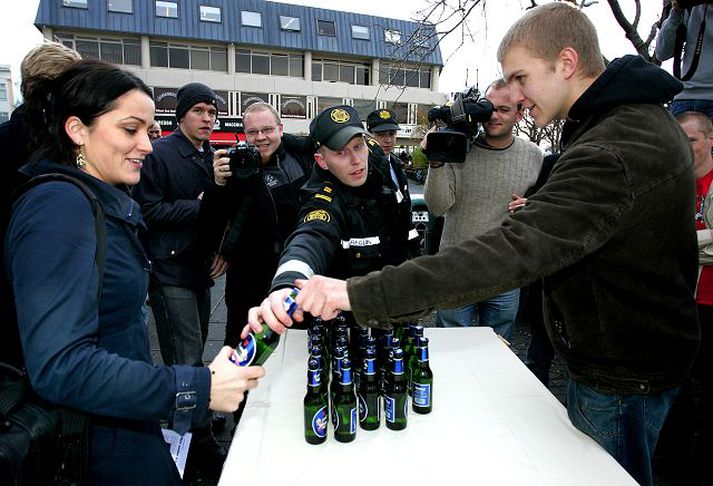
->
[384, 348, 408, 430]
[230, 289, 297, 366]
[357, 346, 381, 431]
[412, 337, 433, 414]
[333, 358, 357, 443]
[304, 358, 328, 444]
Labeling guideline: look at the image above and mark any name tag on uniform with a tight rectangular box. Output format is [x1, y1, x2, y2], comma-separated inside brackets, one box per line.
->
[341, 236, 381, 249]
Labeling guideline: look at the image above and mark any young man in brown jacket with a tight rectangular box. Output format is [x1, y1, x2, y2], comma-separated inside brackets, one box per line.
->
[249, 5, 700, 484]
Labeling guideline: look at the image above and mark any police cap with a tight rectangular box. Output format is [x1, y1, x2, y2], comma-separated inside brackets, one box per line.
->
[366, 109, 400, 133]
[310, 105, 368, 151]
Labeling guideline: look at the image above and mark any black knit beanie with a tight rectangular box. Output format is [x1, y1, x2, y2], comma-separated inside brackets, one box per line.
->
[175, 82, 218, 121]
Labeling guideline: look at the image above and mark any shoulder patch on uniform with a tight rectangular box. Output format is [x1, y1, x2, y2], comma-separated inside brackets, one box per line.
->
[323, 186, 333, 194]
[367, 139, 378, 147]
[304, 209, 331, 223]
[315, 193, 333, 203]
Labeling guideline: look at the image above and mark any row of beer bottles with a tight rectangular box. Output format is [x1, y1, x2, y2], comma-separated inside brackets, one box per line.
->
[304, 335, 433, 444]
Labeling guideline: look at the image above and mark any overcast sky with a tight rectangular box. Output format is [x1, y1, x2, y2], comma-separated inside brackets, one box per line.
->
[0, 0, 666, 97]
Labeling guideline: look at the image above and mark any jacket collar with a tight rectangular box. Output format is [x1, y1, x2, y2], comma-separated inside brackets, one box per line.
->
[165, 128, 214, 159]
[19, 159, 145, 228]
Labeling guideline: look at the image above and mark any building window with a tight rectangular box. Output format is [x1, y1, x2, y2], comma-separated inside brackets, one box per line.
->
[0, 83, 7, 101]
[156, 1, 177, 18]
[317, 20, 336, 37]
[385, 29, 402, 45]
[199, 6, 221, 23]
[312, 58, 370, 85]
[280, 15, 300, 32]
[351, 25, 370, 40]
[318, 97, 344, 114]
[62, 0, 88, 8]
[57, 33, 141, 66]
[380, 63, 432, 88]
[0, 112, 9, 123]
[150, 41, 227, 71]
[108, 0, 132, 13]
[242, 11, 262, 28]
[354, 99, 376, 121]
[234, 49, 303, 78]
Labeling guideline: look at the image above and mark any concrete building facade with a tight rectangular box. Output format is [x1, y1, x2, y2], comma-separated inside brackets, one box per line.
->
[35, 0, 446, 145]
[0, 65, 15, 124]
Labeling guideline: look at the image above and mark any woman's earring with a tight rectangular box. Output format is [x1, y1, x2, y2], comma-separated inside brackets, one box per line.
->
[76, 147, 86, 168]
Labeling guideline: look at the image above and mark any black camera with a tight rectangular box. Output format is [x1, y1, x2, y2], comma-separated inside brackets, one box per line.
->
[424, 87, 494, 163]
[227, 142, 261, 179]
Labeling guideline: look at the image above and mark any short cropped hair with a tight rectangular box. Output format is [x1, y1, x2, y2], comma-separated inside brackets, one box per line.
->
[676, 111, 713, 136]
[243, 102, 281, 126]
[20, 41, 81, 99]
[485, 78, 522, 111]
[497, 3, 605, 78]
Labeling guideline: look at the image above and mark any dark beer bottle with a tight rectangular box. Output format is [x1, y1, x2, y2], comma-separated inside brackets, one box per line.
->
[406, 325, 424, 395]
[412, 337, 433, 414]
[384, 348, 408, 430]
[304, 358, 328, 444]
[333, 358, 357, 443]
[357, 346, 381, 431]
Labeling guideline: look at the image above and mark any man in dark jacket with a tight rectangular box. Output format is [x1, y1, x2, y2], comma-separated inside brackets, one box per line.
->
[132, 82, 226, 475]
[210, 102, 313, 347]
[257, 5, 700, 485]
[367, 108, 420, 255]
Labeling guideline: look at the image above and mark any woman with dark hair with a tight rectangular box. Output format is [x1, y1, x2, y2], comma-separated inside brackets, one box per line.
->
[4, 59, 264, 484]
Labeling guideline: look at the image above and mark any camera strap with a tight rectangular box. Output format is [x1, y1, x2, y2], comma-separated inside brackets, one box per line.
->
[674, 3, 708, 81]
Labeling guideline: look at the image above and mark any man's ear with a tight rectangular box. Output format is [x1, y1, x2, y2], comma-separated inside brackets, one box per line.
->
[64, 115, 88, 146]
[558, 47, 580, 80]
[314, 151, 329, 170]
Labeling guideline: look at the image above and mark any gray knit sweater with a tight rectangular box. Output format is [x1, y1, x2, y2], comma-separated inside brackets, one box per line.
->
[655, 5, 713, 101]
[424, 136, 542, 250]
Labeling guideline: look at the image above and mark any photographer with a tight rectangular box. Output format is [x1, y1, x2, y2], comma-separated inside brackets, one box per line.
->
[211, 102, 313, 348]
[655, 1, 713, 117]
[423, 79, 542, 339]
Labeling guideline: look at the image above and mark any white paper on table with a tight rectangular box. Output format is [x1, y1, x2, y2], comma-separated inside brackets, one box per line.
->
[161, 429, 192, 478]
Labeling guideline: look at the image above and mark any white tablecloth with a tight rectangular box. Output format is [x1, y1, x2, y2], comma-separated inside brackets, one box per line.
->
[220, 327, 636, 485]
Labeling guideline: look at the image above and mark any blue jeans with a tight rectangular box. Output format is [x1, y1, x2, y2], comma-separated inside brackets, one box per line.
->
[149, 283, 210, 367]
[669, 99, 713, 119]
[567, 379, 679, 486]
[436, 289, 519, 341]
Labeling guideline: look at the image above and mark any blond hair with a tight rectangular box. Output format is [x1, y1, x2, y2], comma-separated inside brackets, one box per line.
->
[20, 41, 81, 98]
[676, 111, 713, 136]
[243, 102, 281, 126]
[497, 3, 604, 78]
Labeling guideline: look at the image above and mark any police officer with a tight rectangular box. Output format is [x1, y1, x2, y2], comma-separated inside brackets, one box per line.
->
[366, 109, 418, 254]
[244, 105, 419, 323]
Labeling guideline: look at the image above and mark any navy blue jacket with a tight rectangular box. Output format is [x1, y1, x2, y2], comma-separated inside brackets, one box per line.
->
[5, 160, 210, 483]
[133, 128, 216, 289]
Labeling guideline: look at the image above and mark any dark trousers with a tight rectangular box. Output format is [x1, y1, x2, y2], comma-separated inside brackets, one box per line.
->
[521, 281, 555, 386]
[654, 303, 707, 485]
[149, 282, 210, 367]
[224, 265, 272, 347]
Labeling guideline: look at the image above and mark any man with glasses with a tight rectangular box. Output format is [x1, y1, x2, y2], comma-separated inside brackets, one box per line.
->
[236, 105, 418, 321]
[210, 102, 313, 348]
[134, 82, 228, 479]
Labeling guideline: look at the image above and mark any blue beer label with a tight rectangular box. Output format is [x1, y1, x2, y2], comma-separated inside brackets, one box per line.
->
[230, 334, 256, 366]
[283, 289, 299, 316]
[413, 383, 431, 407]
[358, 393, 367, 421]
[312, 406, 328, 438]
[350, 407, 357, 434]
[308, 369, 321, 387]
[384, 395, 395, 422]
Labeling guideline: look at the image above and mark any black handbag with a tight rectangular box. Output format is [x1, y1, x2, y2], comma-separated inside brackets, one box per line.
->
[0, 363, 89, 486]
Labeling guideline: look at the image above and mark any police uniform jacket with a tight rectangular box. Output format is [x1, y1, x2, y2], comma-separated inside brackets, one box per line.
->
[271, 141, 417, 290]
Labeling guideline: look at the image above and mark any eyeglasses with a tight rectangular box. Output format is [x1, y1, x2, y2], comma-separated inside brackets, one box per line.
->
[245, 126, 278, 137]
